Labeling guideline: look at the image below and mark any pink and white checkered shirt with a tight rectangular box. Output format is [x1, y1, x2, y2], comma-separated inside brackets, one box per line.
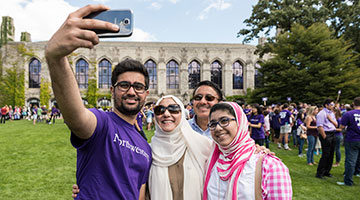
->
[261, 154, 292, 199]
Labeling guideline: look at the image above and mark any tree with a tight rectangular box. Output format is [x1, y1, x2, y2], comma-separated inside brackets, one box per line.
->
[85, 64, 98, 108]
[252, 23, 360, 104]
[0, 63, 25, 106]
[238, 0, 360, 60]
[40, 78, 52, 108]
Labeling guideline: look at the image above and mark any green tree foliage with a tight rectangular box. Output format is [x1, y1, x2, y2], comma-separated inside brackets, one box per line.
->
[253, 23, 360, 104]
[0, 63, 25, 106]
[238, 0, 360, 59]
[40, 78, 52, 108]
[85, 65, 98, 108]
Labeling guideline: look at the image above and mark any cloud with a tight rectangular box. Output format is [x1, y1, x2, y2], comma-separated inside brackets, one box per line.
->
[198, 0, 231, 20]
[150, 2, 162, 10]
[130, 28, 157, 41]
[0, 0, 78, 42]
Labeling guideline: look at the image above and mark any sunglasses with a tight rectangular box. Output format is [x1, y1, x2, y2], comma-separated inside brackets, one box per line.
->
[113, 81, 147, 94]
[208, 117, 236, 131]
[154, 104, 181, 115]
[192, 94, 217, 102]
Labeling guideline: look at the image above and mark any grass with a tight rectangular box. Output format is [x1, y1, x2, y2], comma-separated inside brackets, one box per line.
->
[0, 119, 359, 199]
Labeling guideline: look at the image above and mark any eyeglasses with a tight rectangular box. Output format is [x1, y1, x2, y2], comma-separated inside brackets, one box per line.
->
[154, 104, 181, 115]
[208, 117, 236, 130]
[192, 94, 218, 102]
[329, 103, 335, 106]
[114, 81, 147, 94]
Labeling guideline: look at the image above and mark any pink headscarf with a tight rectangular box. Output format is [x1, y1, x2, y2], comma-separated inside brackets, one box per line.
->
[203, 102, 256, 200]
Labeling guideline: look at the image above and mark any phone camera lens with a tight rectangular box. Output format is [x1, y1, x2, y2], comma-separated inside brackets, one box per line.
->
[123, 18, 130, 25]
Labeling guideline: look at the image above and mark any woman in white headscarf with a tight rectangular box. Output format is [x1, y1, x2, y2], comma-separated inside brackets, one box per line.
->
[148, 95, 212, 199]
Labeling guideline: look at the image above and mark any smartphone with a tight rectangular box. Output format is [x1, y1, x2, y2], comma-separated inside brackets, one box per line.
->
[84, 10, 133, 38]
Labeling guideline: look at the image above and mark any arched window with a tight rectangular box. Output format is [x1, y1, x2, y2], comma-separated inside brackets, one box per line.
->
[76, 59, 89, 89]
[29, 58, 41, 88]
[188, 60, 200, 89]
[98, 59, 112, 89]
[211, 60, 222, 89]
[255, 63, 263, 88]
[233, 61, 244, 89]
[144, 59, 157, 89]
[166, 60, 179, 89]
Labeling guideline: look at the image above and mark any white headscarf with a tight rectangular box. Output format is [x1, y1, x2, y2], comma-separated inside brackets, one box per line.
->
[149, 95, 212, 200]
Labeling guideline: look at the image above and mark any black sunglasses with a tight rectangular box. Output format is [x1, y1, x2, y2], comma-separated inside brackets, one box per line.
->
[113, 81, 147, 94]
[192, 94, 218, 102]
[154, 104, 181, 115]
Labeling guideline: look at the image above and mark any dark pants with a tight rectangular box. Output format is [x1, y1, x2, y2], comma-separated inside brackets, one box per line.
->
[0, 115, 5, 123]
[254, 139, 265, 146]
[298, 136, 305, 155]
[316, 131, 336, 177]
[344, 141, 360, 185]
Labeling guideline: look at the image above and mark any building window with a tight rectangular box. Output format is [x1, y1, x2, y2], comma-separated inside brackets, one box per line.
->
[144, 59, 157, 89]
[29, 58, 41, 88]
[211, 60, 222, 89]
[188, 60, 200, 89]
[233, 61, 244, 89]
[98, 59, 112, 89]
[166, 60, 179, 89]
[255, 63, 263, 88]
[76, 59, 89, 89]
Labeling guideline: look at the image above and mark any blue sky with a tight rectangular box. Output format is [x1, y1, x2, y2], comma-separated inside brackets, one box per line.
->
[0, 0, 261, 45]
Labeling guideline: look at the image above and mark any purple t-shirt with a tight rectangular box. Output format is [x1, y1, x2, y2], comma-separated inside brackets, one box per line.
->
[341, 109, 360, 142]
[249, 114, 265, 139]
[71, 108, 152, 199]
[280, 109, 292, 126]
[316, 108, 336, 132]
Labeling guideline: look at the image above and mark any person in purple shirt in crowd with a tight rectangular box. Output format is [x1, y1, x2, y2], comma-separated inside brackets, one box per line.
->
[48, 105, 59, 124]
[315, 98, 337, 179]
[249, 104, 265, 146]
[337, 97, 360, 186]
[45, 5, 151, 199]
[278, 103, 294, 150]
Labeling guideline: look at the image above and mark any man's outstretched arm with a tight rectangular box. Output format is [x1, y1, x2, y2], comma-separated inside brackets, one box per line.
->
[45, 4, 119, 139]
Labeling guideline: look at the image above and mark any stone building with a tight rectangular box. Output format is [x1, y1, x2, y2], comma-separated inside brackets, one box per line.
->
[0, 16, 269, 107]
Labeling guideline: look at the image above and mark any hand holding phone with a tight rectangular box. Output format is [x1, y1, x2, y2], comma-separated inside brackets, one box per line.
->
[84, 10, 133, 38]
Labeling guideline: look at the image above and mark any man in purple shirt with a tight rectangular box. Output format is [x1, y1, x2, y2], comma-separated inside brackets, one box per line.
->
[337, 97, 360, 186]
[45, 5, 151, 199]
[278, 103, 294, 150]
[316, 98, 337, 179]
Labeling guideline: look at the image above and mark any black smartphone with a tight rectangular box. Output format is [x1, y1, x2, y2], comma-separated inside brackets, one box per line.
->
[84, 10, 133, 38]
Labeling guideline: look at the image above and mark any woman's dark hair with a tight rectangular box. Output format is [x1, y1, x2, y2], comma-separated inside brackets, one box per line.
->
[252, 104, 262, 116]
[111, 59, 149, 89]
[274, 108, 280, 115]
[209, 103, 235, 118]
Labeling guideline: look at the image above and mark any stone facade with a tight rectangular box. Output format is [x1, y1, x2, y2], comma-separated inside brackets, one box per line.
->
[0, 40, 269, 106]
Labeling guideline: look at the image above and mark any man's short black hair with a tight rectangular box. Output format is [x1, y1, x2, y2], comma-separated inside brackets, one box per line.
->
[353, 97, 360, 107]
[323, 98, 334, 107]
[111, 59, 149, 89]
[192, 80, 224, 101]
[283, 103, 289, 108]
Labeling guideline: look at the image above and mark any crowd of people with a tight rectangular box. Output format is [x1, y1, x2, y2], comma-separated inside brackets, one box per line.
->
[0, 104, 60, 125]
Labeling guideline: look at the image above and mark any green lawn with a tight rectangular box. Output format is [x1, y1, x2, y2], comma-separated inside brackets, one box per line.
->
[0, 119, 359, 199]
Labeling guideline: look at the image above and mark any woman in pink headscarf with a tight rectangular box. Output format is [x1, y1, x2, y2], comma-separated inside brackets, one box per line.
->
[203, 102, 292, 200]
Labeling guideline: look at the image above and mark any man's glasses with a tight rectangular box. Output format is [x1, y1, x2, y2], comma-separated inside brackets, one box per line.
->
[208, 117, 236, 130]
[192, 94, 217, 102]
[113, 81, 147, 94]
[154, 104, 181, 115]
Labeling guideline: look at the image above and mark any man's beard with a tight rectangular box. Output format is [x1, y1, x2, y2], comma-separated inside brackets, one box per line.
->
[114, 94, 144, 115]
